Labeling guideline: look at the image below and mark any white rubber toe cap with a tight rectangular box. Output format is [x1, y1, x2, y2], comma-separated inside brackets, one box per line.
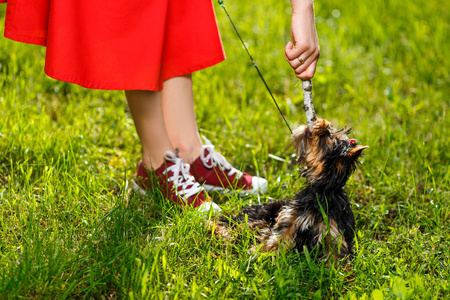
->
[252, 176, 268, 194]
[196, 202, 221, 214]
[239, 176, 268, 196]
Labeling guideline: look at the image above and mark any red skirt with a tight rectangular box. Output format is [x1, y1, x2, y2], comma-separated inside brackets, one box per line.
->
[1, 0, 225, 90]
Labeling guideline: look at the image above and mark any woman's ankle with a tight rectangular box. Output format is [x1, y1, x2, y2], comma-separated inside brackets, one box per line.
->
[141, 153, 165, 170]
[172, 143, 202, 164]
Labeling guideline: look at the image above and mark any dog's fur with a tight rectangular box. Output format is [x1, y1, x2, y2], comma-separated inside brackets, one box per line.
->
[212, 119, 368, 260]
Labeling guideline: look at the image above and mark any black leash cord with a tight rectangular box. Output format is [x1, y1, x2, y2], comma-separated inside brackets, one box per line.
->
[218, 0, 293, 134]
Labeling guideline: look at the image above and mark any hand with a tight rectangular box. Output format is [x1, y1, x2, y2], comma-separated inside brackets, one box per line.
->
[285, 0, 320, 80]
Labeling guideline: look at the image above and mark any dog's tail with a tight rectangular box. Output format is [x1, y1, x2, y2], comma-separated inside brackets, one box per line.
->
[218, 200, 289, 228]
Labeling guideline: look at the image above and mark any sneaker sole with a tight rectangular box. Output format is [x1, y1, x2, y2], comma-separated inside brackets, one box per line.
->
[131, 180, 148, 196]
[203, 180, 268, 196]
[132, 180, 221, 214]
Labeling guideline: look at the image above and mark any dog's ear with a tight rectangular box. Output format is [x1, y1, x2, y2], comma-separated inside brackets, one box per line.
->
[312, 119, 331, 136]
[347, 145, 369, 158]
[291, 125, 309, 159]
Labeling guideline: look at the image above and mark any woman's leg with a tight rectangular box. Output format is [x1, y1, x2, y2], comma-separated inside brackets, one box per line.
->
[125, 90, 174, 169]
[160, 74, 268, 195]
[161, 74, 203, 164]
[126, 88, 218, 212]
[127, 75, 267, 197]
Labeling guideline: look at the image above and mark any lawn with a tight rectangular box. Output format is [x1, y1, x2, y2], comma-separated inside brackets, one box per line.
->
[0, 0, 449, 298]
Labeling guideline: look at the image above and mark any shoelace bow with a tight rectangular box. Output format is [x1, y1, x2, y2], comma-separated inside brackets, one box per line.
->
[163, 152, 202, 199]
[200, 136, 243, 179]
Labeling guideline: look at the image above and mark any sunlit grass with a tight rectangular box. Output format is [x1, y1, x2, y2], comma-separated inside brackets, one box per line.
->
[0, 0, 449, 298]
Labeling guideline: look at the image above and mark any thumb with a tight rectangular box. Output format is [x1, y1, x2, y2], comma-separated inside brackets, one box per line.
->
[285, 41, 295, 59]
[285, 41, 294, 51]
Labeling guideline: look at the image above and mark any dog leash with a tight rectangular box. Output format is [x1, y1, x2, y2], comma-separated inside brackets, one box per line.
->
[218, 0, 317, 133]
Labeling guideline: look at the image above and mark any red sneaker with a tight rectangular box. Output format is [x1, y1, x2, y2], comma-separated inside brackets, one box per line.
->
[133, 151, 221, 213]
[190, 137, 268, 195]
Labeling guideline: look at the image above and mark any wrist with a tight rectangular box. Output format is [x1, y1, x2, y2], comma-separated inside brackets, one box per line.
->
[290, 0, 314, 12]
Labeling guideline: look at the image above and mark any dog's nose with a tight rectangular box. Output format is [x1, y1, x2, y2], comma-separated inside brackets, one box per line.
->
[348, 139, 356, 144]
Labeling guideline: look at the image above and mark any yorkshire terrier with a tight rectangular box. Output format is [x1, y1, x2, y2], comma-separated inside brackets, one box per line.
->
[212, 119, 368, 260]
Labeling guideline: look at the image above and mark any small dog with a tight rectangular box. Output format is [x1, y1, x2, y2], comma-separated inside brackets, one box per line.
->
[212, 119, 368, 260]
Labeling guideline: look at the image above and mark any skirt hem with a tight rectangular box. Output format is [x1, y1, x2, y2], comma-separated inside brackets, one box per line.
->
[4, 30, 46, 46]
[44, 55, 225, 91]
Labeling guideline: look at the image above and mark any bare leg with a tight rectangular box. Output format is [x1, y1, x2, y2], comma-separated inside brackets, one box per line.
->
[126, 76, 266, 200]
[162, 74, 203, 164]
[125, 90, 174, 169]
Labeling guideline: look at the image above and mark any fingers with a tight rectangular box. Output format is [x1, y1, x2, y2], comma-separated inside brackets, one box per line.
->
[293, 49, 319, 79]
[297, 58, 318, 80]
[285, 41, 319, 80]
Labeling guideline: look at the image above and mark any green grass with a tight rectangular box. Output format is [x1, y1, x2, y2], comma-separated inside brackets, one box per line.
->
[0, 0, 449, 298]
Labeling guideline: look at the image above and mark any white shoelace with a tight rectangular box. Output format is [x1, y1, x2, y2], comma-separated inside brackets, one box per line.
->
[163, 151, 202, 200]
[200, 136, 243, 179]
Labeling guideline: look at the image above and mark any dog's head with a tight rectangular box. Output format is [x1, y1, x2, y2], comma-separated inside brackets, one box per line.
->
[292, 119, 368, 189]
